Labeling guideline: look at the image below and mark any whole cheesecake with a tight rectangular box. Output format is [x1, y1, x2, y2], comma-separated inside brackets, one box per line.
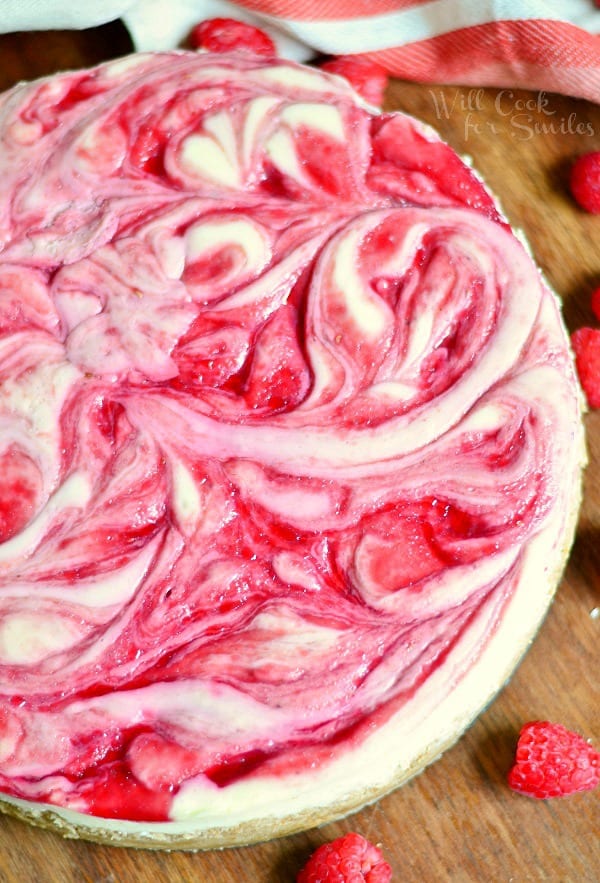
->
[0, 50, 585, 849]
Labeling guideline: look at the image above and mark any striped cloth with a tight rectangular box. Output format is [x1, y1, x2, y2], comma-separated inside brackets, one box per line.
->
[3, 1, 600, 102]
[226, 1, 600, 103]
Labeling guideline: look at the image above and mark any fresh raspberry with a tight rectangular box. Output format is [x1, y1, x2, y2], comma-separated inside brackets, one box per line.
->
[189, 18, 276, 56]
[571, 326, 600, 408]
[570, 151, 600, 213]
[321, 56, 389, 106]
[590, 285, 600, 322]
[508, 721, 600, 798]
[297, 832, 392, 882]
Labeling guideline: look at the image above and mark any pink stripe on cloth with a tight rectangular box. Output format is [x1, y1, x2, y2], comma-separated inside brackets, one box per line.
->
[355, 19, 600, 103]
[235, 0, 421, 19]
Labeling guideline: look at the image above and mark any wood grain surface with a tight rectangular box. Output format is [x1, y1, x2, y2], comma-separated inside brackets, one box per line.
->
[0, 21, 598, 883]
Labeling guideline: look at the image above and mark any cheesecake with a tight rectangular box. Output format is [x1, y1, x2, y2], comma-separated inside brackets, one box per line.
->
[0, 51, 585, 848]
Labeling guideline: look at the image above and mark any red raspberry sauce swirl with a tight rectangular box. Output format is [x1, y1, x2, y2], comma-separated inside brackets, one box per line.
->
[0, 52, 580, 823]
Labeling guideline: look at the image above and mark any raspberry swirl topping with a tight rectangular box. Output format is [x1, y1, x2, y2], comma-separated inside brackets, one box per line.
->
[0, 52, 580, 823]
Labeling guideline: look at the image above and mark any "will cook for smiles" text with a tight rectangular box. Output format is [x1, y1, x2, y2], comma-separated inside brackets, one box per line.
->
[429, 88, 595, 141]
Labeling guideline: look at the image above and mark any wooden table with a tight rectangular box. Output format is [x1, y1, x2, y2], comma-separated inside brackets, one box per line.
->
[0, 21, 598, 883]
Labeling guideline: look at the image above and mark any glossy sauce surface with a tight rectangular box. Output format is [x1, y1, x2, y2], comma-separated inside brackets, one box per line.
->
[0, 52, 579, 821]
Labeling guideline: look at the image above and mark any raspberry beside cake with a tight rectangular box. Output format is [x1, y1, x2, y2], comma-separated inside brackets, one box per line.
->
[0, 51, 585, 848]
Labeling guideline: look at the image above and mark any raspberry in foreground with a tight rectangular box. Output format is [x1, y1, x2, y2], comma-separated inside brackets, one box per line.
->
[321, 56, 389, 106]
[570, 151, 600, 213]
[189, 17, 276, 56]
[571, 326, 600, 409]
[297, 833, 392, 882]
[508, 721, 600, 799]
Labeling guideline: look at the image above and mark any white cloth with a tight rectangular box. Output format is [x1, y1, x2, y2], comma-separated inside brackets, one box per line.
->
[0, 0, 132, 31]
